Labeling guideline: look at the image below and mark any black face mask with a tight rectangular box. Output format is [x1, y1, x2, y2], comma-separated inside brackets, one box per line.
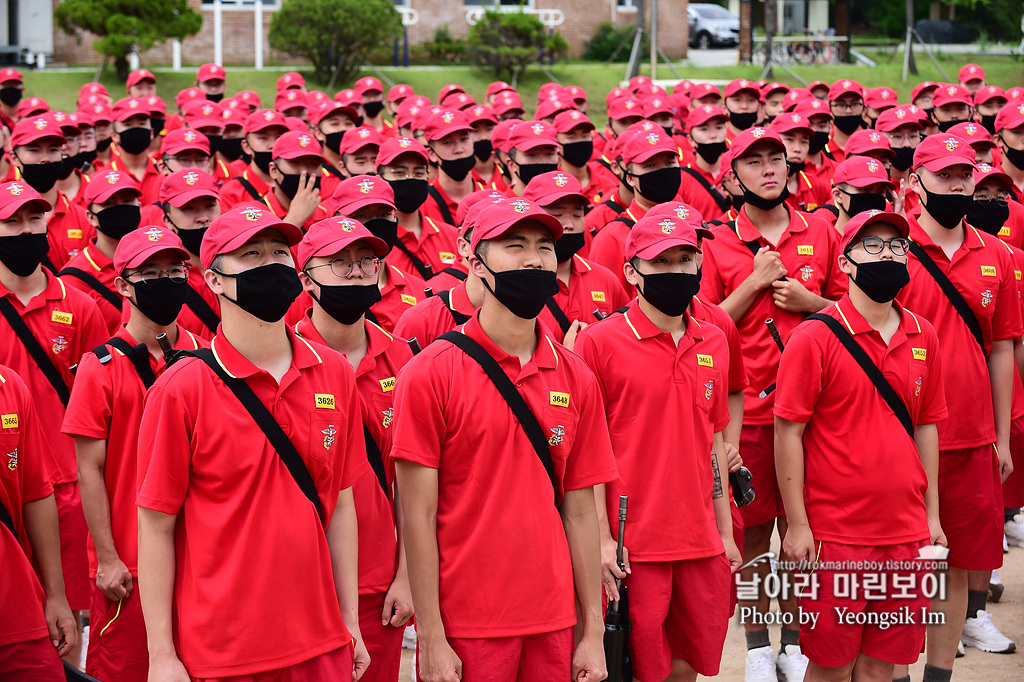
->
[79, 149, 98, 169]
[839, 190, 886, 217]
[478, 258, 559, 319]
[94, 204, 141, 239]
[808, 130, 830, 155]
[968, 199, 1010, 235]
[97, 137, 113, 152]
[253, 150, 273, 175]
[437, 153, 476, 181]
[733, 169, 791, 211]
[175, 226, 207, 256]
[0, 87, 22, 107]
[916, 177, 972, 229]
[634, 269, 700, 317]
[833, 114, 864, 136]
[206, 92, 224, 103]
[662, 125, 675, 138]
[555, 231, 586, 263]
[923, 107, 935, 121]
[118, 127, 153, 156]
[1000, 137, 1024, 171]
[891, 147, 914, 172]
[845, 256, 909, 303]
[560, 140, 593, 168]
[311, 282, 382, 325]
[728, 110, 758, 131]
[219, 137, 245, 162]
[363, 218, 399, 250]
[322, 130, 345, 154]
[631, 167, 681, 204]
[473, 139, 493, 162]
[127, 276, 189, 326]
[388, 178, 429, 215]
[214, 262, 302, 322]
[695, 141, 728, 165]
[729, 192, 745, 211]
[516, 162, 559, 186]
[0, 233, 49, 277]
[276, 172, 321, 200]
[936, 119, 967, 133]
[980, 114, 998, 135]
[17, 159, 63, 194]
[363, 101, 385, 118]
[151, 118, 165, 137]
[205, 135, 223, 157]
[59, 154, 80, 180]
[787, 160, 806, 177]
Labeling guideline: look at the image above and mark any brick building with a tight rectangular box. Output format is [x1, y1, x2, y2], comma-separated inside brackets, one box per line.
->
[47, 0, 690, 66]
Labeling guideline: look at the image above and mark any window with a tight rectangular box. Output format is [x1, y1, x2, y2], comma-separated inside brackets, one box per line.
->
[695, 5, 733, 19]
[617, 0, 638, 11]
[201, 0, 280, 9]
[391, 0, 410, 6]
[465, 0, 532, 6]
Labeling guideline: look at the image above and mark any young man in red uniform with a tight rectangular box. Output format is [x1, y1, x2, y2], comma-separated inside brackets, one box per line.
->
[829, 156, 894, 234]
[393, 198, 616, 682]
[262, 130, 328, 230]
[553, 109, 617, 205]
[503, 120, 561, 198]
[699, 126, 846, 681]
[827, 79, 867, 163]
[62, 226, 205, 682]
[467, 104, 507, 192]
[420, 109, 477, 227]
[676, 104, 732, 220]
[219, 109, 289, 211]
[310, 100, 360, 195]
[994, 101, 1024, 197]
[356, 76, 395, 140]
[899, 134, 1022, 679]
[0, 181, 107, 666]
[295, 217, 414, 682]
[0, 366, 78, 681]
[137, 205, 369, 682]
[723, 79, 762, 140]
[575, 212, 741, 682]
[107, 98, 162, 204]
[61, 169, 142, 334]
[775, 209, 948, 682]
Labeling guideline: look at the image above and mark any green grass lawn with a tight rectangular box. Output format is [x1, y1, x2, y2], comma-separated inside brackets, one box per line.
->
[23, 50, 1024, 123]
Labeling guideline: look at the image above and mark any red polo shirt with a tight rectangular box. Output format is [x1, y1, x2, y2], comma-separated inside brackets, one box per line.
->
[220, 169, 271, 212]
[471, 164, 508, 192]
[425, 266, 469, 294]
[390, 214, 460, 280]
[692, 295, 748, 394]
[584, 188, 630, 236]
[899, 220, 1023, 450]
[70, 169, 92, 209]
[802, 154, 838, 199]
[45, 192, 94, 270]
[60, 243, 122, 334]
[575, 307, 730, 561]
[136, 328, 368, 678]
[547, 255, 629, 325]
[393, 280, 476, 348]
[371, 264, 428, 333]
[775, 296, 947, 545]
[589, 203, 647, 292]
[700, 208, 847, 425]
[391, 312, 618, 638]
[261, 189, 328, 232]
[992, 200, 1024, 250]
[61, 325, 205, 578]
[421, 180, 461, 227]
[676, 163, 729, 222]
[825, 138, 847, 165]
[320, 165, 343, 205]
[294, 313, 412, 594]
[0, 365, 60, 647]
[785, 169, 831, 213]
[109, 157, 162, 205]
[115, 268, 221, 340]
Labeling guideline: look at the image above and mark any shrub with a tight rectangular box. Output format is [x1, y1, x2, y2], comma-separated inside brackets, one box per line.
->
[467, 8, 548, 82]
[583, 21, 648, 62]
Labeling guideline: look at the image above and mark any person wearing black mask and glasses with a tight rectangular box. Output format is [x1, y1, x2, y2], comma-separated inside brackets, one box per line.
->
[420, 109, 478, 228]
[262, 131, 328, 231]
[994, 101, 1024, 198]
[218, 109, 289, 213]
[107, 98, 162, 206]
[901, 134, 1021, 681]
[553, 109, 618, 207]
[829, 156, 895, 234]
[826, 79, 868, 163]
[61, 170, 143, 333]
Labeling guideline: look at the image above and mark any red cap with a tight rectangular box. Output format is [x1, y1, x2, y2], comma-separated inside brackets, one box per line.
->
[865, 86, 899, 110]
[692, 83, 723, 102]
[112, 97, 150, 123]
[308, 100, 359, 127]
[995, 101, 1024, 131]
[160, 168, 220, 207]
[68, 111, 92, 130]
[354, 76, 384, 97]
[910, 81, 939, 104]
[376, 135, 429, 167]
[974, 162, 1014, 191]
[438, 84, 465, 102]
[761, 81, 790, 98]
[769, 111, 813, 136]
[44, 111, 78, 136]
[245, 109, 289, 134]
[875, 106, 922, 132]
[807, 80, 830, 95]
[441, 91, 476, 110]
[220, 106, 247, 129]
[78, 93, 105, 110]
[974, 85, 1007, 107]
[339, 126, 384, 155]
[114, 225, 190, 274]
[948, 121, 995, 149]
[161, 128, 210, 156]
[126, 69, 156, 88]
[78, 82, 108, 98]
[730, 126, 787, 160]
[724, 78, 761, 100]
[466, 104, 499, 126]
[11, 116, 64, 147]
[83, 104, 112, 125]
[642, 96, 673, 118]
[912, 134, 975, 172]
[538, 82, 565, 100]
[0, 181, 50, 219]
[85, 169, 142, 206]
[565, 85, 587, 103]
[959, 63, 985, 83]
[297, 216, 388, 269]
[783, 88, 812, 110]
[196, 63, 226, 83]
[932, 84, 972, 109]
[522, 170, 588, 207]
[272, 131, 322, 160]
[274, 89, 307, 113]
[277, 72, 305, 91]
[286, 116, 308, 133]
[175, 87, 204, 110]
[687, 104, 727, 129]
[0, 67, 22, 83]
[839, 210, 910, 254]
[424, 109, 473, 142]
[833, 156, 895, 189]
[470, 197, 563, 251]
[201, 205, 303, 271]
[828, 79, 865, 102]
[1007, 87, 1024, 101]
[387, 83, 415, 103]
[845, 129, 894, 158]
[535, 98, 572, 121]
[334, 89, 360, 107]
[394, 102, 426, 130]
[673, 80, 694, 96]
[490, 119, 520, 153]
[492, 92, 525, 117]
[332, 175, 395, 215]
[182, 100, 223, 130]
[644, 202, 715, 240]
[457, 189, 506, 229]
[608, 97, 644, 121]
[620, 128, 678, 165]
[412, 105, 443, 133]
[625, 211, 704, 261]
[793, 98, 832, 121]
[509, 120, 559, 152]
[234, 90, 262, 108]
[628, 75, 652, 93]
[605, 87, 629, 108]
[16, 97, 49, 118]
[487, 81, 515, 98]
[552, 109, 594, 134]
[144, 95, 167, 116]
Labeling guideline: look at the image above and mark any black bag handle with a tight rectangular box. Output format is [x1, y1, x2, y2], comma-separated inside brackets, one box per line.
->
[363, 425, 391, 499]
[0, 297, 71, 406]
[545, 297, 572, 335]
[681, 166, 731, 212]
[390, 237, 434, 280]
[437, 290, 470, 325]
[807, 313, 915, 439]
[439, 267, 468, 282]
[0, 496, 15, 540]
[93, 337, 157, 389]
[58, 267, 123, 311]
[438, 331, 560, 506]
[426, 185, 456, 226]
[184, 287, 220, 334]
[908, 241, 986, 355]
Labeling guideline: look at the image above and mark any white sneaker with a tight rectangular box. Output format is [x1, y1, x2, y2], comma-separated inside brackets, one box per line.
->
[990, 570, 1004, 603]
[962, 610, 1017, 653]
[776, 644, 808, 681]
[957, 639, 965, 657]
[745, 645, 778, 682]
[1006, 515, 1024, 548]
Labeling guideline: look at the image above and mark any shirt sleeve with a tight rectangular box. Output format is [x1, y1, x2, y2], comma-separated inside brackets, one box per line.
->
[17, 381, 57, 504]
[390, 350, 448, 470]
[136, 382, 193, 515]
[772, 324, 824, 424]
[698, 239, 727, 305]
[992, 244, 1024, 343]
[561, 367, 618, 492]
[60, 351, 113, 439]
[918, 326, 949, 426]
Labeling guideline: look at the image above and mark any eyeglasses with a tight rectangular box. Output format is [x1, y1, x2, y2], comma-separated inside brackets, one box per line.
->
[831, 100, 865, 114]
[306, 256, 382, 278]
[884, 132, 922, 146]
[127, 264, 190, 284]
[851, 236, 910, 256]
[386, 167, 429, 181]
[164, 155, 211, 167]
[975, 196, 1009, 207]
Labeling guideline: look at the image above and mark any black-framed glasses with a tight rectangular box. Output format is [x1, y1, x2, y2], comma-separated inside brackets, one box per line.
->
[127, 264, 190, 284]
[851, 236, 910, 256]
[975, 196, 1009, 208]
[306, 256, 381, 278]
[831, 100, 865, 114]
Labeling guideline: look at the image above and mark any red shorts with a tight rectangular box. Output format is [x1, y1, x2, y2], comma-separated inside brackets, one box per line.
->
[739, 425, 784, 528]
[798, 539, 931, 667]
[1002, 416, 1024, 508]
[939, 445, 1004, 570]
[441, 627, 573, 682]
[87, 582, 148, 682]
[730, 502, 745, 615]
[190, 645, 353, 682]
[628, 555, 731, 680]
[54, 482, 90, 610]
[0, 637, 64, 682]
[358, 591, 403, 682]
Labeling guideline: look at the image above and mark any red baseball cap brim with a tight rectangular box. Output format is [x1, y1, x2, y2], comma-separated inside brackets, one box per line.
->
[470, 199, 564, 251]
[839, 210, 910, 254]
[114, 226, 191, 273]
[298, 216, 388, 269]
[201, 206, 303, 271]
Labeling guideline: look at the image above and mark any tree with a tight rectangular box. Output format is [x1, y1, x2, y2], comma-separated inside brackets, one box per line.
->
[55, 0, 202, 81]
[467, 7, 561, 83]
[269, 0, 402, 90]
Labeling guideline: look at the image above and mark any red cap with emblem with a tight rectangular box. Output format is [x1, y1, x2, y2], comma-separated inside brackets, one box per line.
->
[875, 106, 923, 133]
[272, 131, 322, 160]
[160, 168, 220, 207]
[244, 109, 288, 134]
[354, 77, 384, 97]
[974, 85, 1006, 107]
[644, 202, 715, 241]
[376, 136, 429, 167]
[297, 216, 388, 269]
[535, 98, 572, 121]
[487, 81, 515, 98]
[11, 116, 64, 147]
[793, 98, 832, 121]
[958, 63, 985, 83]
[114, 225, 190, 274]
[688, 104, 727, 129]
[911, 81, 939, 104]
[724, 79, 761, 100]
[974, 162, 1014, 191]
[196, 63, 226, 83]
[769, 111, 813, 136]
[833, 156, 896, 189]
[470, 197, 563, 251]
[932, 84, 972, 108]
[85, 169, 142, 206]
[912, 134, 975, 172]
[607, 97, 643, 121]
[552, 109, 594, 134]
[17, 97, 49, 118]
[201, 205, 303, 271]
[828, 79, 865, 102]
[308, 100, 359, 127]
[438, 84, 465, 102]
[339, 126, 384, 155]
[620, 128, 678, 165]
[0, 67, 22, 83]
[277, 72, 305, 91]
[728, 126, 787, 160]
[522, 170, 588, 207]
[388, 83, 415, 103]
[845, 129, 895, 158]
[161, 128, 211, 156]
[175, 87, 204, 110]
[274, 90, 307, 113]
[625, 211, 704, 261]
[995, 101, 1024, 131]
[466, 105, 499, 126]
[490, 119, 521, 154]
[839, 210, 910, 254]
[0, 181, 50, 219]
[492, 92, 525, 117]
[865, 87, 899, 110]
[948, 121, 995, 150]
[332, 175, 396, 215]
[182, 100, 223, 130]
[126, 69, 156, 88]
[424, 109, 473, 142]
[509, 120, 559, 152]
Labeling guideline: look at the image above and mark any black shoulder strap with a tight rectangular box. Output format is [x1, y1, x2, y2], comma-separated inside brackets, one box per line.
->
[94, 336, 157, 389]
[600, 196, 625, 214]
[236, 175, 264, 202]
[545, 297, 572, 335]
[439, 267, 468, 282]
[438, 331, 560, 506]
[437, 289, 470, 325]
[812, 204, 840, 219]
[58, 267, 123, 311]
[726, 220, 761, 258]
[323, 163, 345, 179]
[681, 166, 731, 212]
[807, 313, 914, 438]
[0, 297, 71, 407]
[184, 287, 220, 334]
[908, 242, 986, 355]
[187, 348, 324, 523]
[391, 237, 434, 280]
[612, 215, 635, 229]
[0, 496, 15, 540]
[426, 185, 456, 226]
[362, 425, 391, 499]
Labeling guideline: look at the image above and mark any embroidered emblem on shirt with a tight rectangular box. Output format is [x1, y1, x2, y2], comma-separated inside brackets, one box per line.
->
[800, 265, 814, 281]
[548, 425, 564, 446]
[52, 335, 68, 354]
[705, 379, 714, 400]
[982, 289, 993, 307]
[382, 408, 393, 429]
[321, 425, 337, 450]
[915, 377, 922, 397]
[5, 447, 17, 471]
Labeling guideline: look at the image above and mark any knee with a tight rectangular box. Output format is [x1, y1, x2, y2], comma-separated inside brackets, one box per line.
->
[805, 660, 855, 682]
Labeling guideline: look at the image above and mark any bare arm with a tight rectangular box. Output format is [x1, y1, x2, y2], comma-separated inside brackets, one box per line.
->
[382, 482, 414, 628]
[561, 486, 608, 682]
[138, 506, 189, 681]
[327, 486, 369, 679]
[76, 435, 133, 600]
[774, 417, 814, 562]
[724, 391, 744, 455]
[914, 423, 945, 545]
[1014, 339, 1024, 385]
[23, 494, 76, 656]
[988, 339, 1015, 481]
[711, 432, 741, 572]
